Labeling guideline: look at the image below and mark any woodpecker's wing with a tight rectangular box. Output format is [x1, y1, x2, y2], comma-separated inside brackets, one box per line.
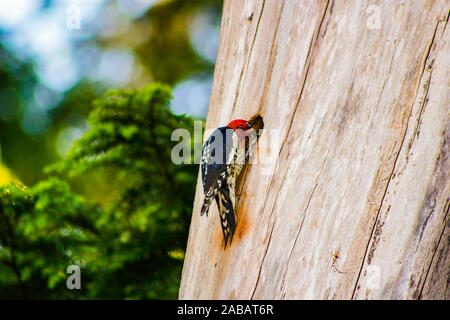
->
[201, 127, 235, 191]
[200, 127, 237, 216]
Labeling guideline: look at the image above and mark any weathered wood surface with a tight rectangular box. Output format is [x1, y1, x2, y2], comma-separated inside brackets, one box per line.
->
[179, 0, 449, 299]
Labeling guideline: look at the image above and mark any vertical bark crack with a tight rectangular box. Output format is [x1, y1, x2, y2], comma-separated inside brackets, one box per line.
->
[418, 201, 449, 299]
[250, 221, 275, 299]
[283, 0, 331, 140]
[350, 16, 444, 299]
[230, 0, 266, 115]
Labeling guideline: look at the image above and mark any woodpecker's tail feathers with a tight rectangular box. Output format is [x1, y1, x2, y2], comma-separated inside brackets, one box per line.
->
[216, 191, 236, 248]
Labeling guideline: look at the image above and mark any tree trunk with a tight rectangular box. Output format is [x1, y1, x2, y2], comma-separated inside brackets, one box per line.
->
[179, 0, 449, 299]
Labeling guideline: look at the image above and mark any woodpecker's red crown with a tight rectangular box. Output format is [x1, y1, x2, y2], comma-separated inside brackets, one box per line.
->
[226, 119, 251, 131]
[226, 115, 264, 132]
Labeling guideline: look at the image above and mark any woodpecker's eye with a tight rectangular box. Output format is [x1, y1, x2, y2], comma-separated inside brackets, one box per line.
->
[247, 123, 252, 129]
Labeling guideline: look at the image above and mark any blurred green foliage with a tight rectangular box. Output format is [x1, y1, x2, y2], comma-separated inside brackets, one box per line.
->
[0, 42, 103, 184]
[135, 0, 221, 85]
[0, 84, 199, 299]
[0, 43, 49, 185]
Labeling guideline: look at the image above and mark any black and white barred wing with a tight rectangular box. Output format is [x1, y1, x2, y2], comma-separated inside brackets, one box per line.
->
[200, 127, 235, 216]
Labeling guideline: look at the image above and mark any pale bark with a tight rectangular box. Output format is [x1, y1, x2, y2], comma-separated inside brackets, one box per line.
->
[179, 0, 449, 299]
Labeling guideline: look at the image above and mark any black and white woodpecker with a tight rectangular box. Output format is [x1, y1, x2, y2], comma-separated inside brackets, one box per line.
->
[200, 114, 264, 248]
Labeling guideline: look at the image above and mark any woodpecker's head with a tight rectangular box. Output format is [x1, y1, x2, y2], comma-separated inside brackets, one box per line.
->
[226, 114, 264, 132]
[226, 115, 264, 147]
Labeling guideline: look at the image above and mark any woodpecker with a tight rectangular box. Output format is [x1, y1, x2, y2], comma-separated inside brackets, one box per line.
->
[200, 114, 264, 248]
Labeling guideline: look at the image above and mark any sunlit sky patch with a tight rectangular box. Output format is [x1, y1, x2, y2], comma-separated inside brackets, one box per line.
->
[1, 0, 131, 90]
[189, 9, 220, 64]
[95, 49, 135, 87]
[0, 0, 43, 29]
[171, 75, 212, 118]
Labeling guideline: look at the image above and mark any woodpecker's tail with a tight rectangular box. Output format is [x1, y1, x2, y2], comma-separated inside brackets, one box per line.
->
[215, 189, 236, 248]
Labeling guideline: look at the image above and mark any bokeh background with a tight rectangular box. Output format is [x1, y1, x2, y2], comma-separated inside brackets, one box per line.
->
[0, 0, 222, 299]
[0, 0, 221, 185]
